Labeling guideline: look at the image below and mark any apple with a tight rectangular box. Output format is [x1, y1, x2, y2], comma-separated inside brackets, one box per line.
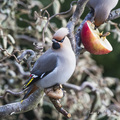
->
[81, 20, 113, 55]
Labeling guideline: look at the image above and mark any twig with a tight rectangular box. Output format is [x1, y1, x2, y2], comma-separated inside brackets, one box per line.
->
[14, 62, 30, 76]
[42, 1, 76, 46]
[0, 89, 26, 99]
[17, 49, 36, 70]
[15, 35, 38, 43]
[108, 8, 120, 21]
[49, 97, 71, 118]
[108, 104, 120, 113]
[0, 48, 19, 63]
[0, 89, 27, 103]
[109, 21, 120, 32]
[41, 0, 54, 12]
[84, 91, 101, 120]
[75, 11, 94, 56]
[63, 81, 97, 92]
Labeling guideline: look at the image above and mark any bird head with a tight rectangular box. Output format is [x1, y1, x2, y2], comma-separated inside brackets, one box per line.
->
[94, 7, 110, 27]
[52, 28, 69, 49]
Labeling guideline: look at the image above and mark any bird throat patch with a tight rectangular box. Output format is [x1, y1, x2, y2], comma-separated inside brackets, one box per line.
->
[52, 42, 60, 49]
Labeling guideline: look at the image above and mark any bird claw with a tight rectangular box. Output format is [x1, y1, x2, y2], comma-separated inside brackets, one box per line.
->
[44, 84, 63, 99]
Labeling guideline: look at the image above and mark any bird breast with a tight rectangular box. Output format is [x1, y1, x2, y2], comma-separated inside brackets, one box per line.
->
[37, 47, 76, 88]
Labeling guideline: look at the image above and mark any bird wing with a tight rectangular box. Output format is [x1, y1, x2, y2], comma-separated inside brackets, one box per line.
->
[23, 49, 57, 89]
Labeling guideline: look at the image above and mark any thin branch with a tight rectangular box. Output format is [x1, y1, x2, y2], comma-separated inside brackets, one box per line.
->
[42, 1, 76, 46]
[63, 81, 97, 92]
[49, 97, 71, 118]
[108, 104, 120, 113]
[67, 0, 89, 52]
[40, 0, 54, 11]
[0, 48, 19, 63]
[17, 49, 36, 70]
[84, 91, 101, 120]
[0, 89, 27, 103]
[75, 11, 94, 56]
[15, 35, 38, 43]
[108, 8, 120, 21]
[14, 61, 30, 76]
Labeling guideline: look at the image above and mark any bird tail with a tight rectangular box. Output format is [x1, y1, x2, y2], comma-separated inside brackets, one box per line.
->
[21, 84, 38, 102]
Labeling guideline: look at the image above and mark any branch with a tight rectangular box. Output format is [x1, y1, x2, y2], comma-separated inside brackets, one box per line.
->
[108, 8, 120, 21]
[63, 81, 97, 92]
[0, 89, 26, 101]
[0, 89, 43, 117]
[15, 35, 38, 43]
[49, 97, 71, 118]
[108, 104, 120, 113]
[42, 1, 75, 45]
[14, 61, 30, 76]
[67, 0, 89, 52]
[75, 12, 94, 56]
[0, 48, 19, 63]
[17, 49, 36, 70]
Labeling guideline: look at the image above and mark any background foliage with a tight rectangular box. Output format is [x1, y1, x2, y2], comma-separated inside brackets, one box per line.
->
[0, 0, 120, 120]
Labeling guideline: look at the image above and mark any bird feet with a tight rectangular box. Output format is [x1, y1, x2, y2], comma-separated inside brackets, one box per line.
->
[44, 84, 63, 99]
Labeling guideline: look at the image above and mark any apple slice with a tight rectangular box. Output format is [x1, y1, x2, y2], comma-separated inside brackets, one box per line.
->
[81, 20, 113, 55]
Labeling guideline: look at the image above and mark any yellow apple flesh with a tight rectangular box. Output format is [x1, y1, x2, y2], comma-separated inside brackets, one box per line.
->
[81, 20, 113, 55]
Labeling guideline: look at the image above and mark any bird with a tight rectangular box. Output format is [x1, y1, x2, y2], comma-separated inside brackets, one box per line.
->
[22, 27, 76, 100]
[87, 0, 118, 27]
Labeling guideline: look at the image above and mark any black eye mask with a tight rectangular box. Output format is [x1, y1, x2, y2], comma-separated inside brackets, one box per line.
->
[54, 37, 65, 43]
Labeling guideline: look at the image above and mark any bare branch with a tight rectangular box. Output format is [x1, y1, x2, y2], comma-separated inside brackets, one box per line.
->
[42, 1, 76, 45]
[17, 49, 36, 70]
[49, 97, 71, 118]
[63, 81, 97, 92]
[0, 89, 43, 117]
[75, 12, 94, 56]
[15, 35, 38, 43]
[108, 8, 120, 21]
[0, 48, 19, 63]
[108, 104, 120, 113]
[85, 91, 101, 120]
[0, 89, 27, 103]
[14, 62, 30, 76]
[67, 0, 89, 52]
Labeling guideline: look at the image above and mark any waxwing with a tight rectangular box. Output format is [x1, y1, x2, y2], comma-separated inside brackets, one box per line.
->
[22, 28, 76, 100]
[87, 0, 118, 27]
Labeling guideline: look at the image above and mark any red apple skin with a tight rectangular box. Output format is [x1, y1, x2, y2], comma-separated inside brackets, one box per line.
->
[81, 21, 112, 55]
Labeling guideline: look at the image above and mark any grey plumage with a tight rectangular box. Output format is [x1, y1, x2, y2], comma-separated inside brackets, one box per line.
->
[23, 28, 76, 90]
[87, 0, 118, 26]
[36, 36, 76, 88]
